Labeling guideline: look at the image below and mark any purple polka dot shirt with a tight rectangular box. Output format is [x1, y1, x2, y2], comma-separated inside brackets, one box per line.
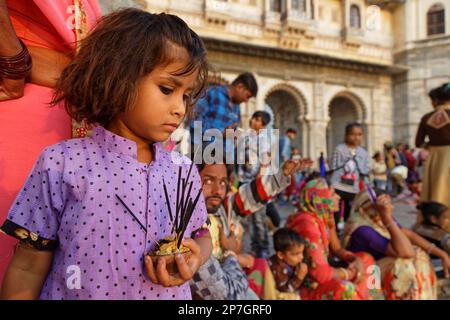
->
[4, 126, 207, 300]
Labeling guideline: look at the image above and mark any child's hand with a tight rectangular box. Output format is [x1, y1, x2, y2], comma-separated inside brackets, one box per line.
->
[296, 262, 308, 281]
[144, 238, 202, 287]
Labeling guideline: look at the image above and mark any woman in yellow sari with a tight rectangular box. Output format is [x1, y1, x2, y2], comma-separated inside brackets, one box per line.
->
[345, 190, 450, 299]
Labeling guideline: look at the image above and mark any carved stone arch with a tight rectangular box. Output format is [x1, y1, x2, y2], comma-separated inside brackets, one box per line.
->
[264, 83, 310, 156]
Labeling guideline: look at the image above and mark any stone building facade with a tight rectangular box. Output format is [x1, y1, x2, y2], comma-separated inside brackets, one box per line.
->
[100, 0, 450, 159]
[392, 0, 450, 145]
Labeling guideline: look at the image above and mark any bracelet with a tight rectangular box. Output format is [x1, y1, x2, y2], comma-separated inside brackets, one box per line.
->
[427, 243, 436, 255]
[0, 39, 32, 79]
[340, 267, 349, 281]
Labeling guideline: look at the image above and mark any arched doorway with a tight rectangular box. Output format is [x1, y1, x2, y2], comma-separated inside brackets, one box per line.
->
[326, 95, 362, 156]
[265, 88, 307, 156]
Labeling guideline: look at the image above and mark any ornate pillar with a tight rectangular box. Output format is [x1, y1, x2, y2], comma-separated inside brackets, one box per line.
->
[308, 119, 329, 162]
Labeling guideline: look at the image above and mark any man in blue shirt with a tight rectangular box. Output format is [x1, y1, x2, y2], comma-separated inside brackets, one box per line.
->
[190, 72, 258, 151]
[278, 128, 297, 164]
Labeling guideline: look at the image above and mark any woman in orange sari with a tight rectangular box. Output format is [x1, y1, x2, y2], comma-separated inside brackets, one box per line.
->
[0, 0, 101, 284]
[287, 178, 383, 300]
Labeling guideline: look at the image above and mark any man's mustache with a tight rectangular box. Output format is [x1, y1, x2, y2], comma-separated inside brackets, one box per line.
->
[205, 196, 224, 203]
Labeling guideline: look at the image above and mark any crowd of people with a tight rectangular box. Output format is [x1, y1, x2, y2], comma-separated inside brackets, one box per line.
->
[184, 77, 450, 300]
[0, 3, 449, 301]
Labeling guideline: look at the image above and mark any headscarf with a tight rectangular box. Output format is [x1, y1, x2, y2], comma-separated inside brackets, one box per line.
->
[288, 178, 336, 235]
[343, 190, 391, 248]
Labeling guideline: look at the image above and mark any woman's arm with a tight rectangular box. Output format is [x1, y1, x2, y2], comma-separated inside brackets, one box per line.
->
[383, 222, 415, 259]
[292, 218, 357, 283]
[0, 0, 21, 55]
[28, 46, 72, 88]
[376, 195, 415, 258]
[402, 228, 450, 278]
[0, 0, 26, 100]
[0, 0, 71, 92]
[415, 117, 427, 148]
[330, 227, 357, 262]
[0, 243, 53, 299]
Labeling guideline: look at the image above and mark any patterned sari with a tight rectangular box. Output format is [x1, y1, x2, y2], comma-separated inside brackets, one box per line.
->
[287, 179, 381, 300]
[345, 191, 438, 300]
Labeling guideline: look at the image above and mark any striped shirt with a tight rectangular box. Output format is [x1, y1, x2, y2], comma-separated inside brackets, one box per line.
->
[208, 169, 291, 260]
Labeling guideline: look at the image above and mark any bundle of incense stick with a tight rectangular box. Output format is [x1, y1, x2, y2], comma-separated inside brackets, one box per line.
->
[162, 160, 203, 249]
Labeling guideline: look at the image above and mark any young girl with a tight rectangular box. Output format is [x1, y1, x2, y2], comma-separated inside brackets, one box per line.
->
[414, 201, 450, 258]
[330, 123, 369, 226]
[0, 9, 211, 300]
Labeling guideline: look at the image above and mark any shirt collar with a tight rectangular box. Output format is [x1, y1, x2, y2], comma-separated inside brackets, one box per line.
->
[218, 85, 234, 105]
[91, 125, 162, 161]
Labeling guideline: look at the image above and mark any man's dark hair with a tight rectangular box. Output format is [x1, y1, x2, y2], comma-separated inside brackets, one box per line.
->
[345, 122, 363, 135]
[232, 72, 258, 97]
[251, 111, 271, 126]
[273, 228, 305, 252]
[417, 201, 448, 225]
[286, 128, 297, 134]
[195, 148, 235, 178]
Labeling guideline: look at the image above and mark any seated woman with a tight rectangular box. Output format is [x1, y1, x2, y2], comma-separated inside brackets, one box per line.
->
[413, 201, 450, 258]
[287, 178, 382, 300]
[345, 191, 450, 299]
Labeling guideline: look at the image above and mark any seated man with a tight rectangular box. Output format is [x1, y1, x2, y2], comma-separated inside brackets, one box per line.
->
[189, 155, 311, 299]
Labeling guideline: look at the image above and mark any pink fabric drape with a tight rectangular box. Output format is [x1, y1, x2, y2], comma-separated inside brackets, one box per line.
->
[0, 0, 101, 286]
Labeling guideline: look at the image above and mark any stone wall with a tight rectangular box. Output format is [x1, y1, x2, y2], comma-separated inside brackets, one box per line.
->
[206, 47, 394, 159]
[394, 39, 450, 146]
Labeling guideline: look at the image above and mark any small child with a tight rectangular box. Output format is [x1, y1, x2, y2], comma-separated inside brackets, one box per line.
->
[269, 228, 308, 294]
[414, 201, 450, 258]
[284, 148, 303, 205]
[0, 9, 211, 300]
[371, 151, 387, 191]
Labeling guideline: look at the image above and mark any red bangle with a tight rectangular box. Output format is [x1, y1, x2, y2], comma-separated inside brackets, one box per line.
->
[0, 39, 32, 79]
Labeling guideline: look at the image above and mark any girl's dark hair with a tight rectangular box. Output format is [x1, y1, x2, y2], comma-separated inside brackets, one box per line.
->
[417, 201, 448, 224]
[273, 228, 305, 252]
[52, 9, 209, 126]
[345, 122, 363, 135]
[429, 83, 450, 106]
[251, 111, 271, 126]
